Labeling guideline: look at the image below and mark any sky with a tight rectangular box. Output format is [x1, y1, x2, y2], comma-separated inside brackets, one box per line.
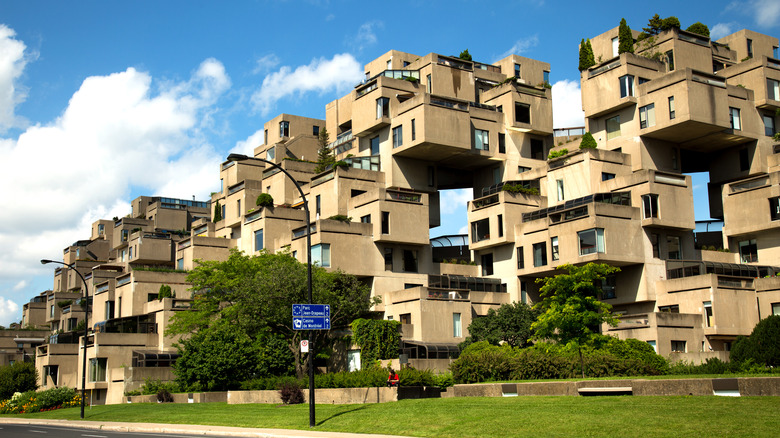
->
[0, 0, 778, 326]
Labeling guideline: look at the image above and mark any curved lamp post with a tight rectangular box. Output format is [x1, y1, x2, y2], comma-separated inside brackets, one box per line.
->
[40, 259, 89, 419]
[226, 153, 315, 427]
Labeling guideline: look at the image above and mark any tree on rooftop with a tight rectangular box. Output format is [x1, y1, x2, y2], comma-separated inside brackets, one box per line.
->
[642, 14, 664, 36]
[579, 131, 597, 149]
[459, 49, 472, 61]
[213, 200, 222, 222]
[660, 16, 681, 32]
[315, 127, 334, 173]
[618, 18, 634, 55]
[532, 263, 621, 378]
[686, 22, 710, 38]
[578, 39, 596, 71]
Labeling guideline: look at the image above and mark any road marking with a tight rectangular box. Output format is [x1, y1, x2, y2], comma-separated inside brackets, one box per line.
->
[82, 435, 107, 438]
[29, 430, 48, 434]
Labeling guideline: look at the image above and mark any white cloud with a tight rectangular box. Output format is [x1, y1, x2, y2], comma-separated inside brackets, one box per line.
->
[497, 35, 539, 61]
[252, 54, 280, 75]
[750, 0, 780, 28]
[440, 189, 473, 215]
[232, 129, 265, 158]
[251, 53, 363, 116]
[711, 23, 736, 40]
[0, 297, 19, 326]
[552, 79, 584, 129]
[0, 24, 33, 132]
[13, 280, 27, 291]
[350, 21, 382, 53]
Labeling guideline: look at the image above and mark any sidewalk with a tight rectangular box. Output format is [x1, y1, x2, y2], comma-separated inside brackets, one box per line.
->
[0, 418, 414, 438]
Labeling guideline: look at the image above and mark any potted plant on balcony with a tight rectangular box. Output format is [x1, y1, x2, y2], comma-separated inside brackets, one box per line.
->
[256, 193, 274, 208]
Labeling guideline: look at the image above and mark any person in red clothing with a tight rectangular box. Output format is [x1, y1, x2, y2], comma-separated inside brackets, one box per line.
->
[387, 368, 399, 387]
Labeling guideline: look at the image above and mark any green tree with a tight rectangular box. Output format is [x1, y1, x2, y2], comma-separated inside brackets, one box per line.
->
[459, 49, 472, 61]
[730, 315, 780, 367]
[578, 39, 596, 71]
[167, 249, 377, 379]
[315, 128, 334, 173]
[532, 263, 620, 378]
[213, 200, 222, 222]
[158, 284, 173, 300]
[618, 18, 634, 54]
[461, 302, 537, 348]
[686, 22, 710, 37]
[661, 16, 681, 32]
[0, 362, 38, 399]
[579, 131, 597, 149]
[351, 319, 401, 368]
[642, 13, 664, 36]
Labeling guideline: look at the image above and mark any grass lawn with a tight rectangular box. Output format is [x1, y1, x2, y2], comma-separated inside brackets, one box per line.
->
[3, 396, 778, 437]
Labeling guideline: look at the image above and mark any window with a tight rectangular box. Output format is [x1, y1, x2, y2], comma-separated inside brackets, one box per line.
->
[638, 77, 650, 85]
[474, 129, 489, 150]
[772, 302, 780, 316]
[739, 239, 758, 263]
[520, 280, 527, 303]
[264, 129, 268, 145]
[498, 133, 506, 153]
[89, 358, 107, 382]
[578, 228, 605, 255]
[121, 229, 128, 242]
[370, 136, 380, 155]
[619, 75, 634, 98]
[402, 249, 418, 273]
[530, 139, 544, 160]
[602, 172, 615, 181]
[606, 115, 621, 140]
[360, 214, 371, 224]
[642, 194, 659, 218]
[533, 242, 547, 267]
[518, 165, 531, 173]
[313, 125, 320, 136]
[600, 276, 616, 299]
[471, 218, 490, 243]
[384, 247, 393, 271]
[543, 70, 550, 86]
[266, 146, 275, 161]
[43, 365, 58, 386]
[551, 237, 559, 261]
[517, 247, 525, 269]
[651, 233, 660, 258]
[747, 39, 753, 58]
[177, 257, 184, 270]
[399, 313, 411, 325]
[128, 246, 133, 259]
[704, 301, 713, 327]
[498, 214, 504, 238]
[774, 46, 779, 59]
[481, 253, 494, 276]
[411, 119, 416, 141]
[671, 340, 686, 353]
[376, 97, 389, 119]
[763, 114, 776, 136]
[386, 59, 392, 69]
[381, 211, 390, 234]
[254, 229, 263, 252]
[237, 199, 241, 217]
[279, 121, 289, 137]
[221, 204, 226, 221]
[312, 243, 331, 268]
[514, 63, 521, 78]
[392, 126, 403, 148]
[515, 103, 531, 123]
[105, 301, 114, 320]
[647, 340, 657, 353]
[453, 313, 462, 337]
[667, 236, 682, 260]
[426, 74, 432, 93]
[556, 179, 564, 201]
[315, 195, 321, 217]
[729, 107, 741, 130]
[665, 50, 674, 71]
[770, 197, 780, 221]
[668, 96, 675, 119]
[639, 103, 656, 129]
[612, 37, 619, 57]
[50, 304, 54, 317]
[98, 224, 104, 236]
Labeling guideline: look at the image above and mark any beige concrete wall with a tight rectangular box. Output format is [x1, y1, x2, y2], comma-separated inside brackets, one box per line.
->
[227, 387, 398, 404]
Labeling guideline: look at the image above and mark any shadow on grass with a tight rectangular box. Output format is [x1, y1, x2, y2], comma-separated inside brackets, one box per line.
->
[316, 405, 368, 426]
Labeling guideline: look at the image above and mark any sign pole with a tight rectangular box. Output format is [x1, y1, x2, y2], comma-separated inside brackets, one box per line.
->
[293, 304, 329, 428]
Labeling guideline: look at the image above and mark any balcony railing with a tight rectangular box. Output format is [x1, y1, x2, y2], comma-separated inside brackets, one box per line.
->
[292, 224, 317, 239]
[387, 189, 421, 203]
[588, 59, 621, 78]
[228, 182, 245, 195]
[328, 129, 353, 150]
[474, 62, 500, 73]
[522, 192, 631, 222]
[427, 287, 470, 301]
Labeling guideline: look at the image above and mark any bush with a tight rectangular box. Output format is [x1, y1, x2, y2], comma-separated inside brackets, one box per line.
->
[256, 193, 274, 208]
[315, 368, 386, 389]
[579, 132, 597, 149]
[241, 375, 303, 391]
[0, 362, 38, 400]
[686, 22, 710, 37]
[279, 381, 304, 404]
[547, 149, 569, 160]
[140, 378, 180, 395]
[0, 387, 80, 414]
[730, 315, 780, 367]
[156, 388, 174, 403]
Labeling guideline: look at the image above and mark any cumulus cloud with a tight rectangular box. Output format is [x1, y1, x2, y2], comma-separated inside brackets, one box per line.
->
[349, 21, 382, 53]
[440, 189, 473, 215]
[231, 129, 265, 158]
[711, 23, 737, 40]
[552, 79, 584, 129]
[251, 53, 363, 116]
[253, 54, 280, 75]
[0, 36, 230, 315]
[497, 35, 540, 61]
[0, 24, 33, 132]
[0, 297, 19, 326]
[750, 0, 780, 28]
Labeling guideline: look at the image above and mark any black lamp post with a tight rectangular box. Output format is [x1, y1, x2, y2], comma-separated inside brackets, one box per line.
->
[226, 153, 316, 427]
[41, 259, 89, 419]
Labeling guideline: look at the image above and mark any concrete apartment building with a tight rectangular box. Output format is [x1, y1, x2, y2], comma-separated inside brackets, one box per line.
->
[14, 25, 780, 404]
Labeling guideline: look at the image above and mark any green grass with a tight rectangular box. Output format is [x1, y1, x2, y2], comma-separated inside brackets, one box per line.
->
[3, 396, 778, 437]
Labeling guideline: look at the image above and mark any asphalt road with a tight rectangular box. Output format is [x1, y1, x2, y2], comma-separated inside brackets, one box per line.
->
[0, 424, 229, 438]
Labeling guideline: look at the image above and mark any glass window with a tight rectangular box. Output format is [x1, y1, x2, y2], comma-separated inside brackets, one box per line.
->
[279, 121, 289, 137]
[606, 115, 621, 139]
[651, 233, 660, 258]
[384, 247, 393, 271]
[474, 129, 489, 150]
[177, 258, 184, 270]
[665, 50, 674, 71]
[602, 172, 615, 181]
[453, 313, 462, 337]
[89, 358, 107, 382]
[411, 119, 416, 141]
[747, 39, 753, 58]
[770, 197, 780, 221]
[556, 179, 564, 201]
[254, 229, 263, 252]
[392, 126, 403, 148]
[551, 237, 559, 261]
[639, 104, 656, 129]
[514, 63, 521, 78]
[370, 136, 380, 155]
[315, 195, 321, 216]
[642, 194, 659, 218]
[426, 74, 432, 93]
[313, 125, 320, 136]
[403, 249, 418, 272]
[312, 243, 331, 268]
[360, 214, 371, 223]
[730, 107, 741, 130]
[578, 228, 605, 255]
[619, 75, 634, 98]
[381, 211, 389, 234]
[647, 340, 657, 353]
[498, 214, 503, 238]
[264, 129, 268, 145]
[533, 242, 547, 267]
[671, 340, 686, 353]
[739, 239, 758, 263]
[667, 236, 682, 260]
[471, 218, 490, 243]
[763, 114, 776, 136]
[376, 97, 390, 119]
[498, 133, 506, 153]
[774, 46, 779, 59]
[600, 276, 616, 299]
[481, 253, 494, 276]
[266, 146, 275, 161]
[543, 70, 550, 85]
[612, 37, 619, 57]
[772, 302, 780, 316]
[668, 96, 675, 119]
[517, 246, 524, 269]
[97, 224, 104, 236]
[531, 139, 544, 160]
[515, 103, 531, 124]
[704, 301, 713, 327]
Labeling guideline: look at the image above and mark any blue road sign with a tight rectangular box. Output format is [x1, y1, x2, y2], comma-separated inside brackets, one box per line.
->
[292, 304, 331, 330]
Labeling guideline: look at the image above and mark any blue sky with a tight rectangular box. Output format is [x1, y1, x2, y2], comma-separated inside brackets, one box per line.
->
[0, 0, 777, 325]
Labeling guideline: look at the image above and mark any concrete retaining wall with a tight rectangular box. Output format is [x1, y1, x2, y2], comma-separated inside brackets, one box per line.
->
[125, 392, 227, 404]
[227, 387, 398, 405]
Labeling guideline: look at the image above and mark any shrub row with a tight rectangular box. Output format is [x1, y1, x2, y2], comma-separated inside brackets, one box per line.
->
[0, 386, 80, 414]
[240, 367, 451, 391]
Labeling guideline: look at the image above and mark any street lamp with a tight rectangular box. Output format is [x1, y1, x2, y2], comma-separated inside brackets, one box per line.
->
[226, 153, 316, 427]
[41, 259, 89, 419]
